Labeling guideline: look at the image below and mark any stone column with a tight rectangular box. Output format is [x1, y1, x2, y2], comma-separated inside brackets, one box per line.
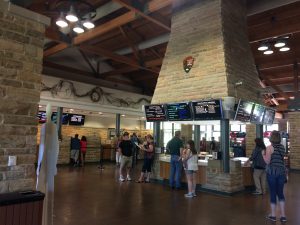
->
[0, 2, 49, 193]
[288, 112, 300, 170]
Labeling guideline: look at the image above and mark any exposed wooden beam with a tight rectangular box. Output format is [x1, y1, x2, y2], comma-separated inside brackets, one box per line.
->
[113, 0, 171, 31]
[43, 61, 136, 87]
[119, 26, 140, 61]
[294, 62, 299, 96]
[101, 58, 162, 78]
[44, 0, 172, 56]
[44, 43, 69, 57]
[78, 49, 98, 77]
[80, 45, 159, 73]
[248, 15, 300, 43]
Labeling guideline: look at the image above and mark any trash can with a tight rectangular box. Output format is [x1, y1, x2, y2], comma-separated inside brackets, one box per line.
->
[0, 190, 45, 225]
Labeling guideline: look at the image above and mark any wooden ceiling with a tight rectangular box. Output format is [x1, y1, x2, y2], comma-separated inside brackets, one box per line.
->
[22, 0, 300, 111]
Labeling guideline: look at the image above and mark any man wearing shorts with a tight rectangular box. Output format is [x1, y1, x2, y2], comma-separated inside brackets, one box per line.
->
[118, 132, 133, 182]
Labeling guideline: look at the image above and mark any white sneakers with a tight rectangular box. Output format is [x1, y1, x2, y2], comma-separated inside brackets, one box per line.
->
[119, 175, 131, 182]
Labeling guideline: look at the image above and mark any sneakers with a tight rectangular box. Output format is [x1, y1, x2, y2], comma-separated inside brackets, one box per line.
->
[184, 193, 194, 198]
[252, 191, 262, 195]
[192, 192, 197, 197]
[266, 215, 276, 222]
[126, 176, 132, 181]
[119, 176, 125, 182]
[280, 217, 287, 222]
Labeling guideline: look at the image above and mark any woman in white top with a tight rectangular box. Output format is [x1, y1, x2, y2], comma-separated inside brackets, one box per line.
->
[182, 140, 198, 198]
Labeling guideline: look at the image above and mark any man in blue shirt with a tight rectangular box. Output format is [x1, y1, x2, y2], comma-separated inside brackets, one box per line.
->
[70, 134, 80, 166]
[166, 131, 184, 189]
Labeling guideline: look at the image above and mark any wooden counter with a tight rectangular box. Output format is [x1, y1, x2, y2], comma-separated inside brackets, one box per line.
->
[159, 161, 207, 185]
[159, 161, 254, 186]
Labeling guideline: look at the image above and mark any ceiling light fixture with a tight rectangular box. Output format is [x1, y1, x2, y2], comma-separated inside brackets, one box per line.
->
[66, 5, 78, 22]
[56, 12, 68, 28]
[73, 22, 84, 33]
[258, 42, 269, 51]
[264, 50, 274, 55]
[279, 46, 290, 52]
[54, 0, 97, 33]
[274, 39, 286, 48]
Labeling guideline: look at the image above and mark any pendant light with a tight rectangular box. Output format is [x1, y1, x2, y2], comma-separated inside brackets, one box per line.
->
[66, 5, 78, 22]
[56, 12, 68, 28]
[258, 42, 269, 51]
[83, 15, 95, 29]
[73, 22, 84, 33]
[274, 39, 286, 48]
[279, 46, 290, 52]
[263, 50, 274, 55]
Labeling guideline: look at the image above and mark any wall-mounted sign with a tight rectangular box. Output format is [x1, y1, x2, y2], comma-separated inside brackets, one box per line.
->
[144, 105, 167, 122]
[250, 104, 265, 124]
[166, 102, 192, 121]
[191, 99, 223, 120]
[263, 108, 276, 125]
[68, 114, 85, 126]
[234, 100, 255, 122]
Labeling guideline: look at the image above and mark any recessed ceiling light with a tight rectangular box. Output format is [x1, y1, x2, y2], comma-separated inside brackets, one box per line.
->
[38, 105, 42, 108]
[279, 46, 290, 52]
[263, 50, 274, 55]
[121, 114, 125, 117]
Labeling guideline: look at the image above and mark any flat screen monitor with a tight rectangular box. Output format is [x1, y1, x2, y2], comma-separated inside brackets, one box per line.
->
[234, 100, 255, 122]
[250, 104, 265, 124]
[68, 114, 85, 126]
[191, 99, 223, 120]
[144, 105, 167, 122]
[166, 102, 192, 121]
[37, 111, 47, 123]
[263, 108, 276, 125]
[51, 112, 69, 125]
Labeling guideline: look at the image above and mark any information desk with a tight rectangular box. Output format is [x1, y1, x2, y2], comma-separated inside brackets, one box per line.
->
[159, 155, 254, 187]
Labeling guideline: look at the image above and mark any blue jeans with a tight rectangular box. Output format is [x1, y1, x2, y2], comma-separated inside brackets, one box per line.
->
[169, 155, 182, 188]
[267, 173, 286, 204]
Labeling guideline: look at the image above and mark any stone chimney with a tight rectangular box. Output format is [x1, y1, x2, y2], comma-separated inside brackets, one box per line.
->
[152, 0, 261, 104]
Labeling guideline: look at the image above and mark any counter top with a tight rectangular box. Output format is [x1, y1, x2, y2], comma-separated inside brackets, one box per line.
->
[159, 155, 250, 167]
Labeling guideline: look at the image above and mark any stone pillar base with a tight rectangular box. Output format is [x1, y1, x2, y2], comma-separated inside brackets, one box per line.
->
[202, 160, 244, 194]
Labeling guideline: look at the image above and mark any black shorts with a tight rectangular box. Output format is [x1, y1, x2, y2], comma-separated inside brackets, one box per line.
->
[142, 158, 153, 172]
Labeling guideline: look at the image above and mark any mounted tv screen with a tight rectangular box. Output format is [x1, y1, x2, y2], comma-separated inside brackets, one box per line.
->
[51, 112, 69, 125]
[192, 99, 223, 120]
[166, 102, 192, 121]
[68, 114, 85, 126]
[144, 105, 167, 122]
[263, 108, 276, 125]
[234, 100, 255, 122]
[250, 104, 265, 124]
[37, 111, 47, 123]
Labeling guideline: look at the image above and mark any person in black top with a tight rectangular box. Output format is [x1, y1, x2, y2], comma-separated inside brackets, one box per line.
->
[118, 132, 133, 182]
[166, 131, 184, 189]
[136, 134, 154, 183]
[247, 138, 267, 195]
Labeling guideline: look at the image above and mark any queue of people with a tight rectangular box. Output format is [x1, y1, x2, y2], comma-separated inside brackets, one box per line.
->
[69, 130, 288, 221]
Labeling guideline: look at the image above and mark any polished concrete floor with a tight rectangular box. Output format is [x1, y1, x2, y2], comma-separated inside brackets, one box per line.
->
[54, 163, 300, 225]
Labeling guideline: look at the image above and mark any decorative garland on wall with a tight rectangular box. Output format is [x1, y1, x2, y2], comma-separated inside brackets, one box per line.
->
[41, 80, 151, 108]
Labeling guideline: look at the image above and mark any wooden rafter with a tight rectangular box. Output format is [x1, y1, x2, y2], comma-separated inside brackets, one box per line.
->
[113, 0, 171, 31]
[79, 45, 159, 73]
[78, 49, 98, 77]
[119, 26, 140, 61]
[44, 43, 68, 57]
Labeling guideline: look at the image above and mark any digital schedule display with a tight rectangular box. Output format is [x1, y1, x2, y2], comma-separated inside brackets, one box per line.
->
[166, 102, 192, 121]
[234, 100, 255, 122]
[144, 105, 167, 122]
[38, 111, 47, 123]
[263, 108, 276, 125]
[250, 104, 265, 124]
[192, 99, 223, 120]
[68, 114, 85, 126]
